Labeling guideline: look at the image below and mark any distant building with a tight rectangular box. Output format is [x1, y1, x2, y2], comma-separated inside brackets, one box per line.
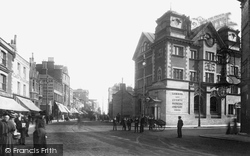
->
[29, 53, 43, 108]
[36, 58, 69, 116]
[73, 89, 89, 104]
[111, 83, 134, 118]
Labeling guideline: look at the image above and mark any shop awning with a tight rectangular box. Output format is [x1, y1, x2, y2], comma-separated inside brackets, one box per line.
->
[16, 96, 41, 112]
[55, 102, 68, 113]
[70, 108, 79, 114]
[63, 105, 70, 113]
[0, 96, 29, 112]
[73, 108, 79, 113]
[81, 110, 88, 115]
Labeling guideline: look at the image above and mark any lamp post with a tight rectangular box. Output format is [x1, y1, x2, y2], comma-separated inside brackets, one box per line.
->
[142, 56, 146, 115]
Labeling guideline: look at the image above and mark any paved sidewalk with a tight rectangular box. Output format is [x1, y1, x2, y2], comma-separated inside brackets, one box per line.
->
[199, 133, 250, 143]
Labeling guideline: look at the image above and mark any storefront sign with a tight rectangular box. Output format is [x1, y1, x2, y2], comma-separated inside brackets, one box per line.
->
[168, 91, 187, 113]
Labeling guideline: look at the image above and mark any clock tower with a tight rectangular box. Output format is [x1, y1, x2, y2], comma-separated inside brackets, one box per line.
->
[155, 10, 191, 41]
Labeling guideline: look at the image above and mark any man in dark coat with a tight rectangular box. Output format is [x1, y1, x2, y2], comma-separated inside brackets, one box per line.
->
[177, 116, 184, 138]
[33, 117, 47, 156]
[14, 113, 27, 145]
[0, 112, 10, 156]
[134, 117, 139, 133]
[140, 114, 145, 133]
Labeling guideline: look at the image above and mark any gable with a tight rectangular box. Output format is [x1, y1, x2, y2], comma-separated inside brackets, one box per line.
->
[190, 22, 225, 48]
[132, 32, 155, 61]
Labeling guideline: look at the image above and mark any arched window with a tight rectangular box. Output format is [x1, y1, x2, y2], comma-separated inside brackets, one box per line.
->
[157, 68, 162, 81]
[194, 95, 203, 115]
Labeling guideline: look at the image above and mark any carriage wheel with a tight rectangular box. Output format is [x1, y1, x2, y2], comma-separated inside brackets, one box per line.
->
[152, 124, 157, 131]
[158, 125, 165, 131]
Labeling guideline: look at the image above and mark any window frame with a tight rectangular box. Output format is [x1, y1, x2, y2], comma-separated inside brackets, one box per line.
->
[190, 49, 198, 60]
[0, 50, 7, 66]
[205, 72, 214, 83]
[205, 51, 215, 61]
[157, 67, 162, 81]
[173, 45, 184, 57]
[0, 74, 7, 91]
[190, 71, 197, 82]
[173, 68, 184, 80]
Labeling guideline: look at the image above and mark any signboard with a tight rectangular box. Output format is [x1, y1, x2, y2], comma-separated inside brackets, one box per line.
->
[191, 12, 237, 30]
[167, 91, 188, 113]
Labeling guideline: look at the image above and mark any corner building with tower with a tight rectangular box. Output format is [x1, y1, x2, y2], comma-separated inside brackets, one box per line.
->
[133, 10, 241, 126]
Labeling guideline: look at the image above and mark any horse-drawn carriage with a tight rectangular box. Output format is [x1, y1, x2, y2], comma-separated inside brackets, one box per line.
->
[149, 119, 166, 131]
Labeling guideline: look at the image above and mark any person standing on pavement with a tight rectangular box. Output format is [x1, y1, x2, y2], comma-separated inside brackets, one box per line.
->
[6, 111, 17, 156]
[24, 114, 30, 137]
[140, 114, 145, 133]
[113, 117, 117, 131]
[0, 112, 11, 156]
[33, 117, 47, 156]
[134, 117, 139, 133]
[14, 113, 27, 145]
[127, 117, 132, 131]
[177, 116, 183, 138]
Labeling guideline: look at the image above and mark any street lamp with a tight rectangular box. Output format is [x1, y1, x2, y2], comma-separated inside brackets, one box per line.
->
[142, 55, 146, 115]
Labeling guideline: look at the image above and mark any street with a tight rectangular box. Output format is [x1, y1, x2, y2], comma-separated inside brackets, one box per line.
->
[23, 120, 250, 156]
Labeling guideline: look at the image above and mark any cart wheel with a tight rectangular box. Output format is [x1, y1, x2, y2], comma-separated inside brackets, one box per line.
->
[158, 125, 165, 131]
[152, 124, 157, 131]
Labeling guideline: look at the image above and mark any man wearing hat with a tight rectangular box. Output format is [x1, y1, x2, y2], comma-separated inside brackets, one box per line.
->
[177, 116, 184, 138]
[0, 112, 10, 155]
[14, 113, 27, 145]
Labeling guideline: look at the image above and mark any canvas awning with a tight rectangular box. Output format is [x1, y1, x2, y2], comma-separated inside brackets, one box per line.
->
[81, 110, 88, 115]
[16, 96, 41, 112]
[70, 108, 79, 114]
[55, 102, 68, 113]
[0, 96, 29, 112]
[63, 105, 70, 113]
[73, 108, 79, 113]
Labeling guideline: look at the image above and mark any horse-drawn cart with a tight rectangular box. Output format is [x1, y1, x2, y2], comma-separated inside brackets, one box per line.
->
[151, 119, 166, 131]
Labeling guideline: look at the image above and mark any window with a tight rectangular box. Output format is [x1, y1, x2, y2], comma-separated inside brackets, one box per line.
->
[216, 75, 221, 83]
[0, 74, 6, 91]
[23, 67, 26, 79]
[190, 50, 198, 59]
[217, 55, 223, 64]
[173, 45, 184, 56]
[190, 71, 197, 82]
[210, 97, 218, 113]
[230, 66, 239, 76]
[17, 63, 21, 75]
[228, 104, 234, 115]
[0, 50, 7, 66]
[142, 42, 149, 52]
[157, 48, 163, 58]
[230, 85, 238, 94]
[157, 68, 162, 81]
[205, 73, 214, 83]
[17, 82, 21, 94]
[173, 68, 183, 80]
[23, 84, 26, 96]
[205, 51, 215, 61]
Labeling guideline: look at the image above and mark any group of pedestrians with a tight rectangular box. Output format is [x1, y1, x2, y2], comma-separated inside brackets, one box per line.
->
[112, 114, 184, 138]
[113, 114, 147, 133]
[0, 110, 47, 156]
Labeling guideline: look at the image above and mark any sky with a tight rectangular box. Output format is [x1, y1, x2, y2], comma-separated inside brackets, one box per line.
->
[0, 0, 241, 113]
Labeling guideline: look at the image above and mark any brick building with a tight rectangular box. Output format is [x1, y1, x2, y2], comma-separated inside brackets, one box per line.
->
[133, 10, 241, 126]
